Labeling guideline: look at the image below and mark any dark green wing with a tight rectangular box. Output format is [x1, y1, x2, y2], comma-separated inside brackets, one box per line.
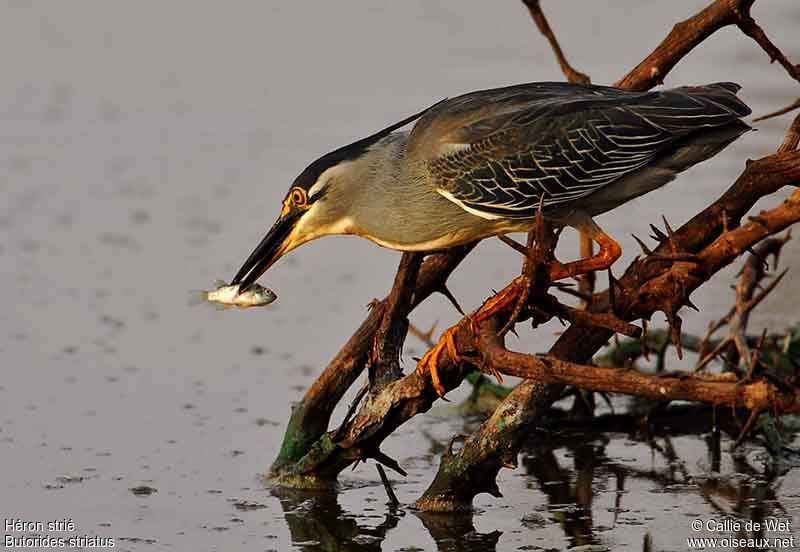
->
[407, 82, 750, 219]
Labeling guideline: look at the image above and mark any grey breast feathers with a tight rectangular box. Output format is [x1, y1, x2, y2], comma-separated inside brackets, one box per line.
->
[407, 82, 751, 220]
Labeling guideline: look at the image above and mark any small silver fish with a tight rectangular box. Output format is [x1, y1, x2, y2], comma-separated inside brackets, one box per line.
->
[191, 280, 277, 309]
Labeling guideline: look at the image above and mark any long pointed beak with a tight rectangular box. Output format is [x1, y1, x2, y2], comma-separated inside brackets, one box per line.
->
[230, 213, 299, 289]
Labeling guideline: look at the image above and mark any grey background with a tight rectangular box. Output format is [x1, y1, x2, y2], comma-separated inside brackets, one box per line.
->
[1, 2, 798, 550]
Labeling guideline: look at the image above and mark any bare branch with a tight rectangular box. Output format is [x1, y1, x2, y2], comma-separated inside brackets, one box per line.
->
[270, 244, 475, 476]
[736, 9, 800, 85]
[478, 340, 800, 415]
[521, 0, 590, 84]
[778, 113, 800, 153]
[753, 98, 800, 122]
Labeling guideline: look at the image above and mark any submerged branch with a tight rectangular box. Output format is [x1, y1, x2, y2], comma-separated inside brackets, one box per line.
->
[267, 0, 800, 512]
[417, 4, 800, 510]
[270, 244, 475, 477]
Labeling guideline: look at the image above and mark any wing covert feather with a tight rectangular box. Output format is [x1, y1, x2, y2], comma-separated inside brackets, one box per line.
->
[407, 82, 749, 219]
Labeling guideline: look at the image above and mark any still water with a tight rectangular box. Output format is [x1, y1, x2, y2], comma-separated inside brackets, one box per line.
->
[1, 2, 799, 550]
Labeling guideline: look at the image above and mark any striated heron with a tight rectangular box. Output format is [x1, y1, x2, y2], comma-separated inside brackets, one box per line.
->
[230, 81, 751, 395]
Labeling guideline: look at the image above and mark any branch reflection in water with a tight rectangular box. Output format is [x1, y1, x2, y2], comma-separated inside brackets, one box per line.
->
[269, 418, 793, 551]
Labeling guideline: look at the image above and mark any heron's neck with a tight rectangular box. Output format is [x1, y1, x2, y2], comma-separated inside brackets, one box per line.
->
[339, 132, 479, 250]
[363, 131, 410, 182]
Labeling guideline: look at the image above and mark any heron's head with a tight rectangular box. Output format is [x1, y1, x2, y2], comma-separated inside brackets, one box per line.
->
[230, 103, 438, 289]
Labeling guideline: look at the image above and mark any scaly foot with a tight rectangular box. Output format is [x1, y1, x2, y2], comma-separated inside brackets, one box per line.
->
[547, 232, 622, 281]
[416, 324, 460, 398]
[416, 283, 525, 396]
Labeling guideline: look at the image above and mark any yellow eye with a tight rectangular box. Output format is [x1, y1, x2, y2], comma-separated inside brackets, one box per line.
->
[290, 187, 308, 207]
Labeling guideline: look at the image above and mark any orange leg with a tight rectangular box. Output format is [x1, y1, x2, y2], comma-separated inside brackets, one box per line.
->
[498, 225, 622, 335]
[547, 232, 622, 281]
[418, 218, 623, 399]
[416, 280, 523, 398]
[416, 325, 460, 398]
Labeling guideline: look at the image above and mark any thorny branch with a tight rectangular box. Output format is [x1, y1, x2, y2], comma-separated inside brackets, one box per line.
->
[417, 0, 800, 511]
[522, 0, 598, 419]
[268, 0, 800, 511]
[696, 235, 791, 372]
[522, 0, 590, 85]
[616, 0, 800, 91]
[755, 98, 800, 122]
[270, 244, 474, 476]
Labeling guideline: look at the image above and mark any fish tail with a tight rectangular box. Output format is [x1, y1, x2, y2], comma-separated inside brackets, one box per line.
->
[188, 290, 209, 307]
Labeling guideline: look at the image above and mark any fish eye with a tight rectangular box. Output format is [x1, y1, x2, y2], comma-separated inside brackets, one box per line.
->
[290, 187, 308, 207]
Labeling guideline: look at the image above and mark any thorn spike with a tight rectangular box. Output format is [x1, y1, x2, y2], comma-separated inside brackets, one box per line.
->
[649, 223, 667, 242]
[632, 233, 653, 255]
[661, 215, 674, 237]
[437, 284, 466, 316]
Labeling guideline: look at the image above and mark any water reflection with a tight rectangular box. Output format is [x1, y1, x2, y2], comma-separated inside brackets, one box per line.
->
[273, 487, 402, 551]
[520, 430, 792, 551]
[415, 511, 501, 552]
[523, 442, 602, 548]
[273, 427, 795, 551]
[273, 485, 502, 551]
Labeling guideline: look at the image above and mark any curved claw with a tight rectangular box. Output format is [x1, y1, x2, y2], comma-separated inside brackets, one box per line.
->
[416, 326, 461, 399]
[547, 232, 622, 281]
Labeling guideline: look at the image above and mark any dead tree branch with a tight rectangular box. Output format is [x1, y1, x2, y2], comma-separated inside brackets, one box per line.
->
[417, 142, 800, 510]
[696, 234, 791, 372]
[267, 0, 800, 510]
[369, 252, 423, 389]
[417, 1, 800, 510]
[522, 0, 590, 85]
[755, 98, 800, 122]
[521, 0, 596, 315]
[616, 0, 799, 91]
[479, 336, 800, 415]
[269, 244, 475, 479]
